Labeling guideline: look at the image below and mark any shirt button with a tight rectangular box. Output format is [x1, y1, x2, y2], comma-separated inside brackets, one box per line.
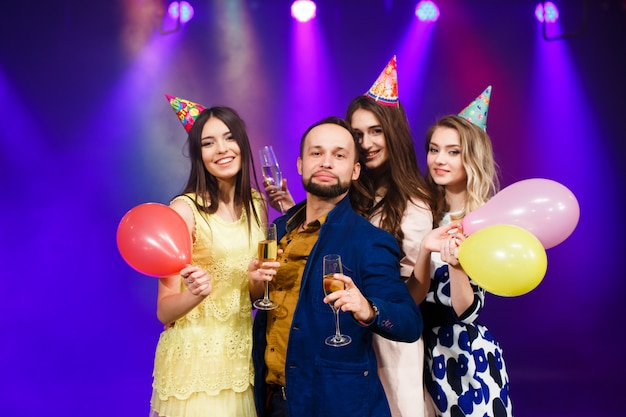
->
[363, 371, 369, 376]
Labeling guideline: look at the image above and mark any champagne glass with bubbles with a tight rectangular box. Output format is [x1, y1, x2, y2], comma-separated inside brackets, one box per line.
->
[253, 224, 278, 310]
[323, 254, 352, 347]
[259, 146, 285, 214]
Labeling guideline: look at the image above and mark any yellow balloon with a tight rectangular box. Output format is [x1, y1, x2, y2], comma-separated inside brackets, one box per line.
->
[457, 224, 547, 297]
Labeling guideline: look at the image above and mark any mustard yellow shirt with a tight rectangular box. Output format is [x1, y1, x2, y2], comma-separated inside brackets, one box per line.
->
[264, 207, 326, 386]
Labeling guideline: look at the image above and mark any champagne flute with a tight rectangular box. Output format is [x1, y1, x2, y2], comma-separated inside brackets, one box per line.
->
[253, 224, 278, 310]
[258, 146, 285, 214]
[323, 254, 352, 347]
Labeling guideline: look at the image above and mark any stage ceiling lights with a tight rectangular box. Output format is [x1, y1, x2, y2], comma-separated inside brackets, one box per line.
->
[535, 1, 559, 23]
[168, 1, 194, 23]
[160, 1, 194, 34]
[291, 0, 317, 23]
[415, 1, 440, 22]
[290, 1, 440, 23]
[536, 1, 588, 41]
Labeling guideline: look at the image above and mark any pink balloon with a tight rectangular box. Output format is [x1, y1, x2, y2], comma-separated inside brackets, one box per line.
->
[462, 178, 580, 249]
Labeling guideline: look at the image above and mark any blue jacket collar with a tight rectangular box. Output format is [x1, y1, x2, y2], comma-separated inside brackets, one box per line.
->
[283, 194, 352, 233]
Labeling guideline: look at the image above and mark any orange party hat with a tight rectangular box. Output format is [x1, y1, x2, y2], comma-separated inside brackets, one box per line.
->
[364, 55, 399, 107]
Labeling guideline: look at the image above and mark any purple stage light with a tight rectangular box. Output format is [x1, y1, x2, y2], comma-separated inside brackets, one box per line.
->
[415, 1, 439, 22]
[291, 0, 316, 23]
[168, 1, 194, 24]
[535, 2, 559, 23]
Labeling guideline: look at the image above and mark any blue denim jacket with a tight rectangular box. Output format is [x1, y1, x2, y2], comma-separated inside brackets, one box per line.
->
[253, 195, 423, 417]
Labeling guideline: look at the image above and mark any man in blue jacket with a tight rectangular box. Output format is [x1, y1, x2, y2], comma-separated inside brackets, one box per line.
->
[250, 116, 423, 417]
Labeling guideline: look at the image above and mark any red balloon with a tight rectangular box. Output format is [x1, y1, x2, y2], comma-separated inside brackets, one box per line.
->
[116, 203, 191, 277]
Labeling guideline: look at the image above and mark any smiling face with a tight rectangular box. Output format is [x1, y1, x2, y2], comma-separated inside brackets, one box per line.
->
[200, 116, 241, 183]
[298, 122, 360, 200]
[427, 126, 467, 192]
[350, 108, 388, 170]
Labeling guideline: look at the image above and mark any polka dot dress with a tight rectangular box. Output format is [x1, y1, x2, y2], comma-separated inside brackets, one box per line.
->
[422, 215, 512, 417]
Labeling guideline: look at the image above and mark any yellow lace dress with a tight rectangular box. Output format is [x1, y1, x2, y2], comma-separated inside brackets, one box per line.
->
[149, 192, 264, 417]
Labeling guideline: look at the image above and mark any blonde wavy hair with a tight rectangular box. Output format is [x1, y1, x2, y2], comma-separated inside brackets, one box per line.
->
[424, 115, 500, 225]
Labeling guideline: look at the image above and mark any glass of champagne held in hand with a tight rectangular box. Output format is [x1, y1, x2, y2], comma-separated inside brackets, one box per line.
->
[253, 223, 278, 310]
[258, 146, 285, 214]
[323, 254, 352, 347]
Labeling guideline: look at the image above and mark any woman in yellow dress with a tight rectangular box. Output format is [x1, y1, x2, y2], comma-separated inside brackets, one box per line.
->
[149, 96, 269, 417]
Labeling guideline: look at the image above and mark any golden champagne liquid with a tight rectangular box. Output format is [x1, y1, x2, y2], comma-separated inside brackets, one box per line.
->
[323, 274, 344, 296]
[258, 240, 277, 262]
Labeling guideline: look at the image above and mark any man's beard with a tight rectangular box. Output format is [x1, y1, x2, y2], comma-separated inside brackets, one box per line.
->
[302, 176, 350, 198]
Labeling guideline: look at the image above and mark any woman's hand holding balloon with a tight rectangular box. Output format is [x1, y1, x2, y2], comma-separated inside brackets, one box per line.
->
[157, 265, 212, 324]
[421, 222, 463, 253]
[181, 265, 212, 297]
[441, 227, 465, 267]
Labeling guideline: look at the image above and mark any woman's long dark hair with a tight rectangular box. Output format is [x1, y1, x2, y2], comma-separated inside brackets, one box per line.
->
[346, 96, 434, 248]
[180, 107, 265, 235]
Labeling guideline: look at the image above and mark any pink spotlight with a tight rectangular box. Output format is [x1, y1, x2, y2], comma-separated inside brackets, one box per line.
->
[291, 0, 316, 23]
[415, 1, 440, 22]
[168, 1, 194, 24]
[535, 2, 559, 23]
